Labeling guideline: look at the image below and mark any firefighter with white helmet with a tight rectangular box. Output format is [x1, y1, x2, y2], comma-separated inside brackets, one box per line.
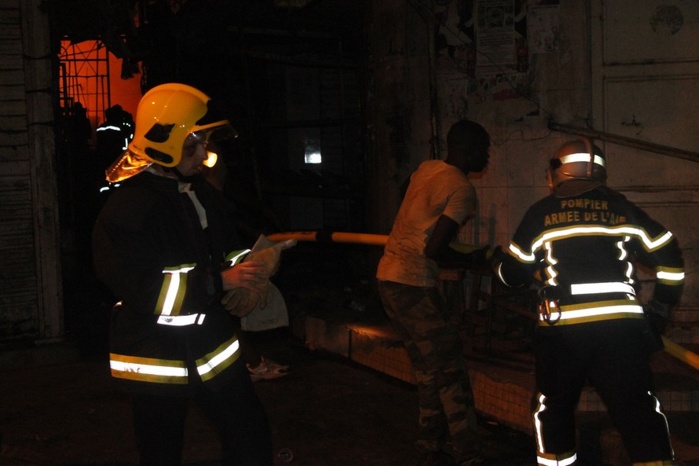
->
[93, 83, 273, 465]
[493, 139, 684, 465]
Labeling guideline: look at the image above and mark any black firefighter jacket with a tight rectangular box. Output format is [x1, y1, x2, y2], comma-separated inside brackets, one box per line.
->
[93, 170, 248, 396]
[495, 185, 684, 327]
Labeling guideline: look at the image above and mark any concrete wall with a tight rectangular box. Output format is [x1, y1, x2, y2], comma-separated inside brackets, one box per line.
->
[365, 0, 699, 313]
[2, 0, 697, 345]
[366, 1, 592, 243]
[0, 0, 63, 343]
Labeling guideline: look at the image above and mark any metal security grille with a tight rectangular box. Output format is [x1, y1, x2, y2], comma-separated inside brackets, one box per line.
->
[58, 39, 111, 133]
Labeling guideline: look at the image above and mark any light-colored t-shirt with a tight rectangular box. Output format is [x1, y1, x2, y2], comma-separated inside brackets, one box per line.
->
[376, 159, 477, 287]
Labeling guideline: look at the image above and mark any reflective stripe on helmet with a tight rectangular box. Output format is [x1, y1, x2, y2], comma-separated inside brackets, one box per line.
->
[559, 152, 606, 168]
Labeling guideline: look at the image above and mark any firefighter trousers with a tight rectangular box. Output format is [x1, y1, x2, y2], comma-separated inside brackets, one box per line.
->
[533, 319, 674, 464]
[131, 361, 272, 466]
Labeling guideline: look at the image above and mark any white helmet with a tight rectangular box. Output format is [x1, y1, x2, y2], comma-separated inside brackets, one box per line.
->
[547, 139, 607, 197]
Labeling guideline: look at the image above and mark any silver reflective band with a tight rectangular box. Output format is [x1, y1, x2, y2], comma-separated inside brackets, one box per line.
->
[518, 226, 674, 261]
[538, 304, 643, 321]
[534, 393, 578, 466]
[559, 152, 606, 168]
[197, 339, 240, 377]
[657, 270, 685, 282]
[650, 391, 674, 458]
[570, 282, 635, 295]
[96, 125, 122, 132]
[110, 360, 188, 378]
[226, 249, 251, 267]
[495, 262, 507, 286]
[537, 454, 577, 466]
[157, 314, 205, 326]
[160, 265, 195, 316]
[533, 393, 546, 455]
[509, 243, 534, 262]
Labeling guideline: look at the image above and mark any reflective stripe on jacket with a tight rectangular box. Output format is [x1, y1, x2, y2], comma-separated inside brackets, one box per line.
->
[110, 335, 240, 384]
[497, 186, 684, 326]
[94, 171, 246, 395]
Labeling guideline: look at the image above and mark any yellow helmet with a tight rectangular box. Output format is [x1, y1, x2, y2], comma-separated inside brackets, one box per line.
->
[129, 83, 231, 167]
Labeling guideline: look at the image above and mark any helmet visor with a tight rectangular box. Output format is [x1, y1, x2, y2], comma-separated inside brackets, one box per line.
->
[183, 125, 238, 169]
[192, 123, 238, 144]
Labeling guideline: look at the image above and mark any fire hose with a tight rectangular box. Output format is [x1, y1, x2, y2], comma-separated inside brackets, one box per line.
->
[267, 230, 699, 372]
[268, 230, 388, 246]
[267, 231, 482, 253]
[662, 336, 699, 371]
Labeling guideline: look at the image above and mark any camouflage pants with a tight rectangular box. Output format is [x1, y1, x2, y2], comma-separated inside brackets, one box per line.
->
[378, 280, 480, 461]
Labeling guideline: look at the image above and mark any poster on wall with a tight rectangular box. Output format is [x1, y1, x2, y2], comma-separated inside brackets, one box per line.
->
[433, 0, 561, 105]
[527, 2, 560, 54]
[476, 0, 515, 74]
[435, 0, 560, 76]
[434, 0, 477, 78]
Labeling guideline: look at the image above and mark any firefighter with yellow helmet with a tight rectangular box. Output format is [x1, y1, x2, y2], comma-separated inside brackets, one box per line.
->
[93, 83, 273, 465]
[493, 140, 684, 466]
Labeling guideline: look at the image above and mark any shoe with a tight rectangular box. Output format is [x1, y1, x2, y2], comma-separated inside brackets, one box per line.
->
[247, 356, 290, 382]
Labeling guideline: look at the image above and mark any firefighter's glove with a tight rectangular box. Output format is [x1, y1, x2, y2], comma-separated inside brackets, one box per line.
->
[245, 236, 296, 308]
[220, 261, 267, 317]
[221, 285, 262, 317]
[643, 300, 670, 350]
[221, 235, 296, 317]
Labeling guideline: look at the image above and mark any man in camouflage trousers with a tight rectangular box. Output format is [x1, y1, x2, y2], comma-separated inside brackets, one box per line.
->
[377, 120, 491, 466]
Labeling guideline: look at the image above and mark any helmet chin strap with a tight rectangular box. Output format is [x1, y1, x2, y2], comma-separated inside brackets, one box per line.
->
[583, 137, 594, 178]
